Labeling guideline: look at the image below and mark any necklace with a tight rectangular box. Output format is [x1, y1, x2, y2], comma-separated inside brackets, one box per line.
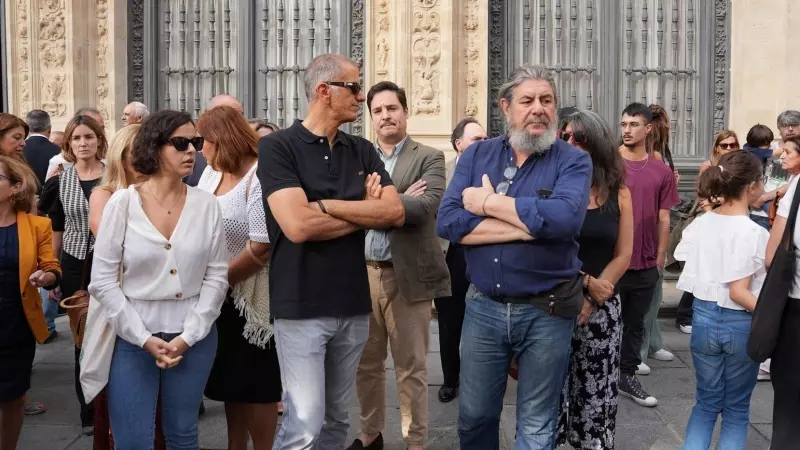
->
[146, 183, 185, 215]
[623, 155, 649, 171]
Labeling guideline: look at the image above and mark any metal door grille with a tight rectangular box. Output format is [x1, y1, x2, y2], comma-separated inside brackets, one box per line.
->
[493, 0, 729, 163]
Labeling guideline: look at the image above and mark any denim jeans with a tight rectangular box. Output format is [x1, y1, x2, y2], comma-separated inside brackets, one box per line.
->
[683, 300, 758, 450]
[40, 288, 57, 334]
[272, 315, 369, 450]
[458, 286, 576, 450]
[107, 327, 217, 450]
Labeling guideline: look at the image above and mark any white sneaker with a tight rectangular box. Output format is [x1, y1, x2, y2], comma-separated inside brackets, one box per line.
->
[758, 369, 771, 381]
[651, 349, 674, 361]
[636, 362, 651, 375]
[679, 324, 692, 334]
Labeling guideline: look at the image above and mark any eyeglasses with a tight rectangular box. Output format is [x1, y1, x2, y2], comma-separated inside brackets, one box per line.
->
[718, 143, 739, 150]
[495, 163, 518, 195]
[325, 81, 362, 95]
[168, 137, 204, 152]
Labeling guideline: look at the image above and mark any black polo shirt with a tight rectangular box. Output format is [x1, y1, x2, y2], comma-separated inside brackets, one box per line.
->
[257, 120, 393, 320]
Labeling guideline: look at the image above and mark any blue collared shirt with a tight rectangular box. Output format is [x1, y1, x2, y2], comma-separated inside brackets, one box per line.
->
[436, 136, 592, 297]
[365, 135, 408, 261]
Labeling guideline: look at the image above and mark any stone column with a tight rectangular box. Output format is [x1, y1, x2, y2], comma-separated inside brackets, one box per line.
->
[364, 0, 489, 156]
[3, 0, 128, 136]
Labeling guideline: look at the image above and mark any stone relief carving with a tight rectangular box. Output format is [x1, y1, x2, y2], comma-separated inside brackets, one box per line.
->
[16, 0, 32, 115]
[487, 0, 505, 136]
[375, 0, 390, 79]
[38, 0, 67, 117]
[129, 0, 145, 102]
[713, 0, 728, 134]
[351, 0, 366, 136]
[464, 0, 480, 117]
[411, 0, 441, 116]
[96, 0, 111, 121]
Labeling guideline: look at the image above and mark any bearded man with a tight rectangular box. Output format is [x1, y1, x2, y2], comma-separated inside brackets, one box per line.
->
[436, 65, 592, 450]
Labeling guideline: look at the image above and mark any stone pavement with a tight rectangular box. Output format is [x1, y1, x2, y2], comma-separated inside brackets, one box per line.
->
[19, 285, 773, 450]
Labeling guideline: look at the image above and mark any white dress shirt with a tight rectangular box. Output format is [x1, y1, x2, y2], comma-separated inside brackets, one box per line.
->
[88, 185, 229, 347]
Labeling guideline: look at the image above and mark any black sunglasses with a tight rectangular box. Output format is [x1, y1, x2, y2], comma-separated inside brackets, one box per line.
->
[325, 81, 362, 95]
[718, 143, 739, 150]
[559, 130, 587, 144]
[169, 136, 204, 152]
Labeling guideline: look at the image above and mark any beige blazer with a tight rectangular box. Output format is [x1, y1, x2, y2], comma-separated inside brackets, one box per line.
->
[387, 138, 451, 302]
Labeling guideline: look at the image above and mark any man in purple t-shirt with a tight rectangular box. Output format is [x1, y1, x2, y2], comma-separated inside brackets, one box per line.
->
[616, 103, 680, 408]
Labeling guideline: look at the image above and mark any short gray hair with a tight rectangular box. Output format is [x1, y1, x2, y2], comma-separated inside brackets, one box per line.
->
[498, 65, 558, 106]
[26, 109, 51, 133]
[777, 110, 800, 128]
[304, 54, 358, 101]
[129, 102, 150, 118]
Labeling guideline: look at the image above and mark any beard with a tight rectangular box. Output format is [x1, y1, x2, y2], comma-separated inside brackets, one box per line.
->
[507, 122, 557, 156]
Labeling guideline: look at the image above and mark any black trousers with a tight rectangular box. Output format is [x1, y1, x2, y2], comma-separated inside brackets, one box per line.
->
[618, 267, 659, 375]
[771, 297, 800, 448]
[433, 244, 469, 388]
[61, 251, 95, 427]
[676, 291, 694, 327]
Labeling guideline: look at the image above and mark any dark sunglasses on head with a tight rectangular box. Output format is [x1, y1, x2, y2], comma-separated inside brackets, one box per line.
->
[169, 136, 204, 152]
[718, 143, 739, 150]
[559, 130, 587, 144]
[325, 81, 362, 95]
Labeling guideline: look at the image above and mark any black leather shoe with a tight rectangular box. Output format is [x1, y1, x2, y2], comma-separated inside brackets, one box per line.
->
[438, 385, 458, 403]
[346, 432, 384, 450]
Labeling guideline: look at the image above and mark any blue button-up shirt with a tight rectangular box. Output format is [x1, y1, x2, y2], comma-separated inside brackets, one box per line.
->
[436, 136, 592, 297]
[365, 136, 408, 261]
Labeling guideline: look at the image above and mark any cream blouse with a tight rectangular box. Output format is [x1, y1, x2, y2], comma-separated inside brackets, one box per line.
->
[88, 185, 229, 347]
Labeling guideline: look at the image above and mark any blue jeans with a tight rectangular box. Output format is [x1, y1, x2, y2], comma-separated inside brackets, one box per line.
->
[272, 315, 369, 450]
[459, 286, 576, 450]
[107, 327, 217, 450]
[40, 288, 57, 334]
[683, 300, 758, 450]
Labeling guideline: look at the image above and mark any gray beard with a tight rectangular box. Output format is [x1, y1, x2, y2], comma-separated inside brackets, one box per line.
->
[508, 127, 557, 156]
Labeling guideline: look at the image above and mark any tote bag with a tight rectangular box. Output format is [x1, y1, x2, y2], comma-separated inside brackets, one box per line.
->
[748, 181, 800, 362]
[79, 191, 130, 403]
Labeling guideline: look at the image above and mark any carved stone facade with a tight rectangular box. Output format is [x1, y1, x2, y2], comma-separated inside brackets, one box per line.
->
[3, 0, 127, 134]
[364, 0, 489, 153]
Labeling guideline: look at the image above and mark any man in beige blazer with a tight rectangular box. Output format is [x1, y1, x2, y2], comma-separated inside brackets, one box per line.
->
[347, 81, 450, 450]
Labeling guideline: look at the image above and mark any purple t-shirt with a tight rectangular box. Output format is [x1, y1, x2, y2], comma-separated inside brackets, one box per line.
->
[625, 157, 680, 270]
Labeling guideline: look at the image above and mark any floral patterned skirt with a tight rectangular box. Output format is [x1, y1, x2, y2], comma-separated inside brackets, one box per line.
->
[557, 295, 622, 450]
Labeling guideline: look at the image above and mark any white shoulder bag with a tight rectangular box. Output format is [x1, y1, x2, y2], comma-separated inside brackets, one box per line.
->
[79, 190, 130, 403]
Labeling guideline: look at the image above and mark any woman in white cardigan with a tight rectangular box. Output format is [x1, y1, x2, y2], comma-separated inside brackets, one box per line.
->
[88, 110, 228, 449]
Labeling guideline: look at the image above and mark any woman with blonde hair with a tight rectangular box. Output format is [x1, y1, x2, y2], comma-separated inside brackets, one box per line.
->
[701, 130, 740, 174]
[0, 155, 61, 449]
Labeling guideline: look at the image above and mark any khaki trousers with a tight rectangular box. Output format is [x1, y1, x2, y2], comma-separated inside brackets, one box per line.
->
[356, 265, 432, 446]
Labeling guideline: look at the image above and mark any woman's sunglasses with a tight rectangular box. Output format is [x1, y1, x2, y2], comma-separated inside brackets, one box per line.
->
[718, 143, 739, 150]
[325, 81, 362, 95]
[169, 137, 204, 152]
[559, 130, 587, 144]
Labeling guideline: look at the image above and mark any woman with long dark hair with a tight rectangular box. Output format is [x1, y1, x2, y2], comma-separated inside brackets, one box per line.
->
[556, 110, 633, 449]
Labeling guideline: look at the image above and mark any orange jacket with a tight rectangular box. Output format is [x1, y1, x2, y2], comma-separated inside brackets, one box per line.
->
[17, 211, 61, 344]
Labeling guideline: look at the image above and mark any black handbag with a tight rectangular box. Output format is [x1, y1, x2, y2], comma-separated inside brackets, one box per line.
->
[747, 182, 800, 362]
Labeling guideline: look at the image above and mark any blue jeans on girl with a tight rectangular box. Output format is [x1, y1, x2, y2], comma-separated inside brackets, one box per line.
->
[107, 327, 217, 450]
[683, 300, 758, 450]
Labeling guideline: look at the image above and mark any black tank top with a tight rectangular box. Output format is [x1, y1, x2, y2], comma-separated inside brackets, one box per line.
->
[578, 191, 620, 279]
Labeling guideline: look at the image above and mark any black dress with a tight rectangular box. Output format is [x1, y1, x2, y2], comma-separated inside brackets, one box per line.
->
[557, 193, 623, 450]
[0, 223, 36, 402]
